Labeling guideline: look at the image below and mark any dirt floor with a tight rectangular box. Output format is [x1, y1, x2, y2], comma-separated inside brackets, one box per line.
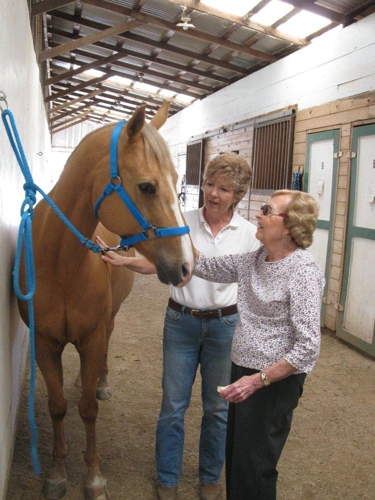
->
[6, 274, 375, 500]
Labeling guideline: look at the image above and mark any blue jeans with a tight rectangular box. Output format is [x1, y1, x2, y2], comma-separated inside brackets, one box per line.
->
[155, 305, 238, 487]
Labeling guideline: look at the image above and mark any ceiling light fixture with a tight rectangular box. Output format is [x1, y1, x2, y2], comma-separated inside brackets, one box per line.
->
[176, 6, 195, 31]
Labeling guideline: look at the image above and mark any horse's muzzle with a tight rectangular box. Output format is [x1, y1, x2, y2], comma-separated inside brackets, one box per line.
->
[156, 261, 193, 287]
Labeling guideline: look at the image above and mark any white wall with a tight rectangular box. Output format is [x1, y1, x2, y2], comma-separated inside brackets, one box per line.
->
[0, 2, 51, 499]
[161, 14, 375, 147]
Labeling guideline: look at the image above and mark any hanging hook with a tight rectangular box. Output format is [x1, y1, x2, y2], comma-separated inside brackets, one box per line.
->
[0, 91, 8, 113]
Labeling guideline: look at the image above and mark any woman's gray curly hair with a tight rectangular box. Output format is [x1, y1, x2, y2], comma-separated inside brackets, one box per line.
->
[202, 152, 252, 207]
[271, 189, 319, 249]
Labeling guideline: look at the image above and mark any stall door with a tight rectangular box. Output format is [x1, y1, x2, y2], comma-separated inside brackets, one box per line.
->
[337, 124, 375, 356]
[304, 130, 339, 325]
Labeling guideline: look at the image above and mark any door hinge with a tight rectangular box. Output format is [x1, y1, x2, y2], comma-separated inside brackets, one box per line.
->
[322, 297, 344, 311]
[333, 151, 342, 158]
[345, 151, 356, 158]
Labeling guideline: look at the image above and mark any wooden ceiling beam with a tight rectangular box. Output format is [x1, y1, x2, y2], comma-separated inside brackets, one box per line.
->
[50, 108, 92, 132]
[305, 21, 340, 42]
[31, 0, 75, 16]
[98, 86, 181, 109]
[38, 20, 142, 62]
[45, 52, 124, 85]
[49, 104, 89, 123]
[281, 0, 356, 25]
[45, 71, 117, 102]
[48, 88, 104, 114]
[98, 84, 185, 110]
[56, 84, 184, 113]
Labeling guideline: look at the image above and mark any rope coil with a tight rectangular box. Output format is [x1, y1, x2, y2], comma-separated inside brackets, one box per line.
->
[1, 103, 103, 475]
[2, 105, 41, 475]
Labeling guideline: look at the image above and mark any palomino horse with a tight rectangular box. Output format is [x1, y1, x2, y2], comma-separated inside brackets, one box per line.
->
[18, 102, 195, 500]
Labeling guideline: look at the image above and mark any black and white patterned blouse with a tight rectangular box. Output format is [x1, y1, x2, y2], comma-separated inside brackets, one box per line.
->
[194, 246, 325, 374]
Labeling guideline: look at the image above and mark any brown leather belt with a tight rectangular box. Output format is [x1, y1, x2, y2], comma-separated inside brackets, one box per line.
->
[168, 298, 237, 319]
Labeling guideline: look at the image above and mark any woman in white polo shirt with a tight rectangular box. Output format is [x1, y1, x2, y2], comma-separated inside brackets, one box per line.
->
[97, 152, 259, 500]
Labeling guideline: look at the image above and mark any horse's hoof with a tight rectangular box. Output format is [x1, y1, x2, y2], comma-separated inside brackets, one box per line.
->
[43, 478, 67, 499]
[96, 386, 112, 400]
[84, 479, 110, 500]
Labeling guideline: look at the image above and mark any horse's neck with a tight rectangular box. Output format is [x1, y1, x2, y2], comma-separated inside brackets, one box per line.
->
[40, 164, 99, 252]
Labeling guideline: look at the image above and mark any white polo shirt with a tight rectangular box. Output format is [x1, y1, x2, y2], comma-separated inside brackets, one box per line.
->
[169, 207, 259, 309]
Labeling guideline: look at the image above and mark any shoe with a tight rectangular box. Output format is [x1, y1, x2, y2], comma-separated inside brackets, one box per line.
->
[157, 485, 177, 500]
[200, 483, 221, 500]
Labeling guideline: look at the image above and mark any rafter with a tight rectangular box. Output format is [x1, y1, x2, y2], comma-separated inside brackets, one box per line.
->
[38, 20, 142, 62]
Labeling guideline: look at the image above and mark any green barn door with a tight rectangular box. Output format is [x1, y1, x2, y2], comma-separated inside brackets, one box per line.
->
[337, 124, 375, 356]
[304, 130, 339, 325]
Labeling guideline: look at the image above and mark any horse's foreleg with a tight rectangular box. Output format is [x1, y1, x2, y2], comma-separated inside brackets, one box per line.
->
[96, 317, 115, 401]
[75, 319, 114, 400]
[35, 336, 68, 500]
[96, 352, 112, 400]
[78, 335, 110, 500]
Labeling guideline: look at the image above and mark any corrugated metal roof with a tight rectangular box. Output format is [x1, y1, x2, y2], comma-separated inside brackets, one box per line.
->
[28, 0, 375, 133]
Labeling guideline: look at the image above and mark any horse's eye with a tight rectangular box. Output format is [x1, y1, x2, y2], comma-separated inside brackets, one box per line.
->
[138, 182, 156, 195]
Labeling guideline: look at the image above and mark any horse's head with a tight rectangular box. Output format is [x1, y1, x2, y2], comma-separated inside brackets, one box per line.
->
[93, 103, 195, 286]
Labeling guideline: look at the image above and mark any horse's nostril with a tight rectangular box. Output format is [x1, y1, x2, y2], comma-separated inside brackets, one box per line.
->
[182, 264, 189, 277]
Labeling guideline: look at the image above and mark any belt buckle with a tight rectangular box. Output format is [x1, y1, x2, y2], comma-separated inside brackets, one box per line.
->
[190, 308, 201, 317]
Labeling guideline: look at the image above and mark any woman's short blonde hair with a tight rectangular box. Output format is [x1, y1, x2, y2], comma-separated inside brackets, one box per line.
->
[271, 189, 319, 249]
[203, 152, 252, 206]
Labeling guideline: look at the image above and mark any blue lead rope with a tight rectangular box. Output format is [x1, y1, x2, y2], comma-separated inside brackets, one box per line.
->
[2, 108, 41, 475]
[1, 109, 104, 476]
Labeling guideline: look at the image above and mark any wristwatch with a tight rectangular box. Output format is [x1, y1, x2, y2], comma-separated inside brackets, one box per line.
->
[260, 371, 271, 386]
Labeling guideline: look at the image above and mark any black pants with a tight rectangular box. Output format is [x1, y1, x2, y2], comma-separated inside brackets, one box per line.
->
[225, 363, 306, 500]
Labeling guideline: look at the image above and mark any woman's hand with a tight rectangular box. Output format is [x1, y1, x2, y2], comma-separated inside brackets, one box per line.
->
[219, 360, 297, 403]
[96, 236, 157, 274]
[219, 374, 264, 403]
[96, 236, 129, 266]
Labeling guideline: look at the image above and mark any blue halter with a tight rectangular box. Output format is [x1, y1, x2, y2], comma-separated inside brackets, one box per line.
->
[94, 120, 190, 250]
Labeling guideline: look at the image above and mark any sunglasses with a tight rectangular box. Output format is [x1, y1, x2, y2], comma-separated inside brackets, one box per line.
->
[260, 203, 288, 219]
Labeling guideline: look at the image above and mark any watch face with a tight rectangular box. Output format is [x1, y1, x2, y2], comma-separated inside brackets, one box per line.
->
[261, 372, 271, 386]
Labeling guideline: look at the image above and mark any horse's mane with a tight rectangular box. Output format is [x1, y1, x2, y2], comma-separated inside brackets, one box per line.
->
[141, 123, 173, 171]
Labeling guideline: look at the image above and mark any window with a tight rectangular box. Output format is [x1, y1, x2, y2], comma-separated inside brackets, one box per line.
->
[252, 114, 295, 190]
[186, 140, 205, 207]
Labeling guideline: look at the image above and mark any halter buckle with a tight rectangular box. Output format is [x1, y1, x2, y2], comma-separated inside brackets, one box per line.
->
[142, 226, 158, 240]
[100, 244, 130, 252]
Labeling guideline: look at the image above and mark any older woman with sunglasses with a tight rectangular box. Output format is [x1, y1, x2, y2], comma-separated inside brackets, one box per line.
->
[194, 189, 325, 500]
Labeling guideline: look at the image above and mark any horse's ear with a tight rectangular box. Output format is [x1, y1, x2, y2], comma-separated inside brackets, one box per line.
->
[150, 102, 170, 130]
[126, 104, 146, 139]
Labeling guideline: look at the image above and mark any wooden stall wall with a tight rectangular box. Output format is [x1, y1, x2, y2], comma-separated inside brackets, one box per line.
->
[292, 94, 375, 336]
